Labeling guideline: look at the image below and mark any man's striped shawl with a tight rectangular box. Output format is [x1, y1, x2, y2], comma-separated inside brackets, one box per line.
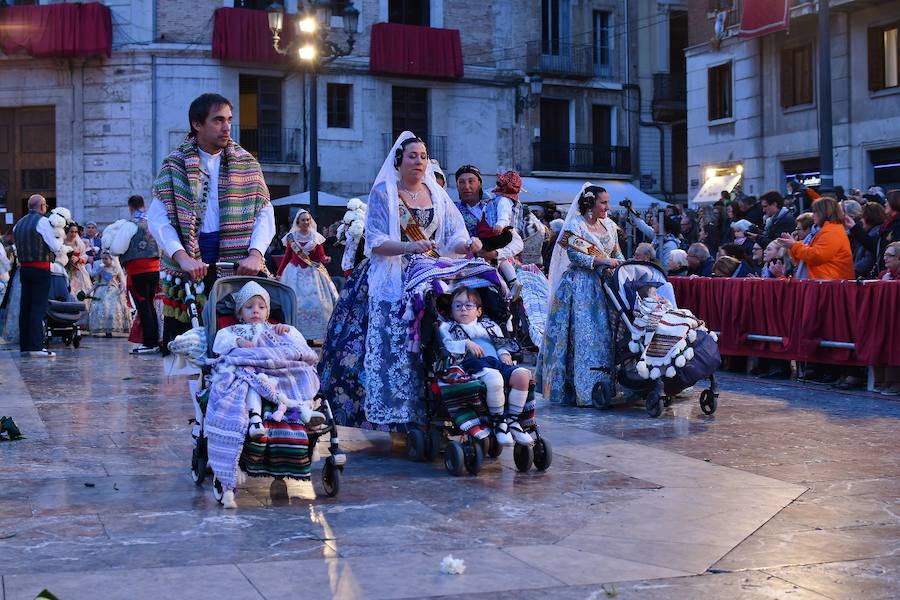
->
[153, 136, 269, 274]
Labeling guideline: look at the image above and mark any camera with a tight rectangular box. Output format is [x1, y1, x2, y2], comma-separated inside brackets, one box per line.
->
[747, 224, 762, 236]
[620, 198, 632, 209]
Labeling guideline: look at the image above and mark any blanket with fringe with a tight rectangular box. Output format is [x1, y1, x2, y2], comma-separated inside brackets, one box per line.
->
[205, 329, 319, 490]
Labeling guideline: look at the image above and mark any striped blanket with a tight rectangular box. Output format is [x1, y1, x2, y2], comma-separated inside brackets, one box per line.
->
[205, 332, 319, 490]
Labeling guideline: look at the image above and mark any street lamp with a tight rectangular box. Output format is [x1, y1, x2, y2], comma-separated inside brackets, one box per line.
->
[267, 1, 359, 220]
[514, 76, 543, 123]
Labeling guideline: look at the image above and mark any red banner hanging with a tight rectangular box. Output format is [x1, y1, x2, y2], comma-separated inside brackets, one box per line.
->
[0, 3, 112, 59]
[738, 0, 790, 39]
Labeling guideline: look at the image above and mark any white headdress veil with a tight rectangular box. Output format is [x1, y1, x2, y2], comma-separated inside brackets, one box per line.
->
[365, 131, 454, 303]
[548, 182, 595, 298]
[282, 208, 325, 248]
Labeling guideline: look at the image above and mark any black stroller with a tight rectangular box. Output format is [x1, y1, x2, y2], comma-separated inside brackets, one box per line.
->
[45, 272, 86, 349]
[406, 284, 552, 476]
[185, 269, 346, 499]
[595, 261, 721, 418]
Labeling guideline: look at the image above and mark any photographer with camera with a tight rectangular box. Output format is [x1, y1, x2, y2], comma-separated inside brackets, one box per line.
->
[622, 198, 679, 273]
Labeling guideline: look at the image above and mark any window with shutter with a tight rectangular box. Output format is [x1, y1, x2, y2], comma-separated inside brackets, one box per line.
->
[781, 44, 813, 108]
[869, 23, 900, 91]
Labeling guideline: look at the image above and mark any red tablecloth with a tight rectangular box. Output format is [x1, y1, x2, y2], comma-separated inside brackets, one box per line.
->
[669, 277, 900, 366]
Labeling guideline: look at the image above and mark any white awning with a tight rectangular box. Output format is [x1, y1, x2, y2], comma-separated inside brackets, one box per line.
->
[690, 174, 741, 207]
[518, 177, 663, 212]
[270, 191, 350, 208]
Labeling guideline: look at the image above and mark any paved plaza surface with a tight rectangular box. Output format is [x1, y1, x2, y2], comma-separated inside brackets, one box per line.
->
[1, 338, 898, 599]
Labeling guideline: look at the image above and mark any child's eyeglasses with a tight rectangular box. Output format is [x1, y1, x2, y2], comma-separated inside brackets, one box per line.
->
[451, 302, 480, 311]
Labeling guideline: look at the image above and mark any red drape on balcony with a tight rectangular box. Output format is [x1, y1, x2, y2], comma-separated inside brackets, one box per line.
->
[738, 0, 790, 39]
[0, 3, 112, 59]
[370, 22, 463, 79]
[669, 277, 900, 366]
[212, 7, 296, 64]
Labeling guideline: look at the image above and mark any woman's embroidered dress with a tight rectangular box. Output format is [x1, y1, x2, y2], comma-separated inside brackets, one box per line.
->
[537, 215, 623, 406]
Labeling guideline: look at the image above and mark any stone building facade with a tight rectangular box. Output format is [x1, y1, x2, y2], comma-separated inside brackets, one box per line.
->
[685, 0, 900, 203]
[0, 0, 687, 231]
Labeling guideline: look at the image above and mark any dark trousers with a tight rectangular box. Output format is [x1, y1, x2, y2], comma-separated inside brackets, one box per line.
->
[128, 271, 160, 348]
[18, 267, 51, 352]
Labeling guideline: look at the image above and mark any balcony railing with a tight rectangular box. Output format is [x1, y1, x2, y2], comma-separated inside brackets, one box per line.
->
[235, 127, 302, 164]
[382, 133, 447, 173]
[169, 128, 302, 164]
[651, 72, 687, 123]
[527, 41, 600, 79]
[532, 142, 631, 175]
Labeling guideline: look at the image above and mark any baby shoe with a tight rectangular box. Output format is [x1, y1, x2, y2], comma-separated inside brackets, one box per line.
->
[248, 412, 267, 439]
[299, 405, 327, 429]
[221, 490, 237, 509]
[493, 417, 514, 446]
[0, 416, 23, 440]
[507, 419, 534, 446]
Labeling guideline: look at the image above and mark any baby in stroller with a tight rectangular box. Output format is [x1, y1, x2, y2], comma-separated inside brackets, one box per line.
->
[628, 281, 710, 381]
[438, 286, 534, 447]
[197, 280, 325, 508]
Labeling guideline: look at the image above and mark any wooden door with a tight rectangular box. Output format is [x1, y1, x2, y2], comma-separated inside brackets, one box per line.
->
[0, 106, 55, 231]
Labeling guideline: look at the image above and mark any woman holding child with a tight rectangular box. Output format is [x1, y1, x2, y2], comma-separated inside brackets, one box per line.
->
[538, 183, 624, 407]
[319, 131, 487, 431]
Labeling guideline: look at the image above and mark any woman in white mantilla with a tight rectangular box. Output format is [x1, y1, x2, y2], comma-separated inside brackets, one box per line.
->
[276, 209, 338, 341]
[537, 183, 624, 407]
[318, 131, 485, 431]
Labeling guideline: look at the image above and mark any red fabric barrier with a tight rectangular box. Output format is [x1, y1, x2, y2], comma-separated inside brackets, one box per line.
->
[370, 22, 463, 79]
[670, 277, 900, 366]
[0, 3, 111, 58]
[212, 7, 295, 64]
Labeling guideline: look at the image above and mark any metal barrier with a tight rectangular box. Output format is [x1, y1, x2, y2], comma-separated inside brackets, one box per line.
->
[714, 332, 876, 391]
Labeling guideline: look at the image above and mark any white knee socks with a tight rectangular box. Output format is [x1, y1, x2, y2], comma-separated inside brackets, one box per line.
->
[481, 369, 505, 415]
[508, 387, 529, 417]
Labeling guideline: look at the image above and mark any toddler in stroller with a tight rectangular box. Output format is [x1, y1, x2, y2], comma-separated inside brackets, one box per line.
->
[600, 261, 721, 418]
[439, 287, 534, 447]
[173, 276, 344, 507]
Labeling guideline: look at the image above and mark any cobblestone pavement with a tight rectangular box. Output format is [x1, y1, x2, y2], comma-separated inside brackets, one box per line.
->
[1, 338, 897, 599]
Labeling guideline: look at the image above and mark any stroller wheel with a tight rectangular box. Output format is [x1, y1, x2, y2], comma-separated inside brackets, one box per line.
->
[591, 382, 611, 409]
[533, 437, 553, 471]
[191, 437, 208, 485]
[424, 428, 442, 462]
[406, 429, 426, 462]
[513, 443, 534, 472]
[464, 439, 484, 476]
[699, 389, 718, 415]
[482, 435, 503, 459]
[321, 457, 341, 497]
[63, 335, 72, 347]
[72, 335, 81, 349]
[212, 478, 224, 503]
[645, 391, 663, 418]
[443, 441, 465, 477]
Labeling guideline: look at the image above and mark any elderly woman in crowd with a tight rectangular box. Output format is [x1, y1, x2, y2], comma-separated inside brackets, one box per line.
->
[538, 184, 624, 407]
[667, 248, 690, 276]
[776, 197, 854, 280]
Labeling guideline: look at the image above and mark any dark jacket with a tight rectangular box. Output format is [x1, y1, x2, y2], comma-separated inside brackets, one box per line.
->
[690, 256, 715, 277]
[740, 203, 765, 228]
[757, 208, 797, 249]
[850, 216, 900, 276]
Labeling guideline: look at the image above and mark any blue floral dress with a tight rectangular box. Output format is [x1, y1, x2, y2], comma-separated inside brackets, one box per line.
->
[319, 183, 468, 431]
[537, 215, 623, 407]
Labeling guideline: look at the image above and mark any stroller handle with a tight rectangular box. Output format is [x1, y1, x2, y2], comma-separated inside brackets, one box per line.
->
[182, 280, 202, 329]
